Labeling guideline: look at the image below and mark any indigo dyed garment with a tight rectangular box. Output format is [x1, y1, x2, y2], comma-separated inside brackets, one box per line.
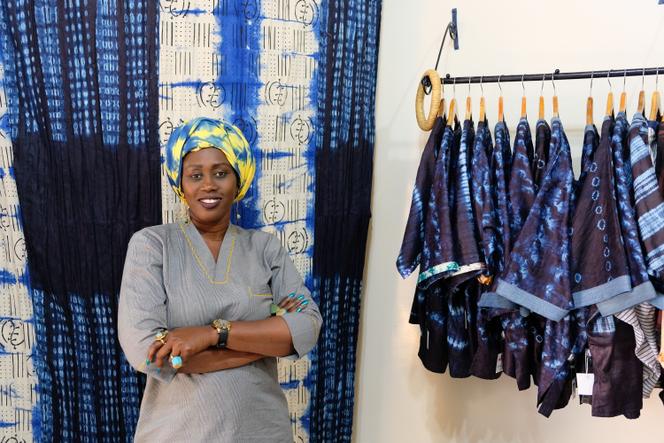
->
[467, 121, 504, 379]
[596, 112, 656, 315]
[628, 114, 664, 301]
[415, 283, 449, 373]
[469, 119, 494, 270]
[656, 122, 664, 193]
[533, 119, 552, 193]
[446, 280, 474, 378]
[500, 118, 538, 390]
[587, 316, 643, 419]
[495, 118, 574, 321]
[571, 117, 631, 308]
[418, 121, 462, 287]
[448, 119, 484, 286]
[397, 117, 446, 281]
[477, 121, 514, 310]
[578, 124, 600, 188]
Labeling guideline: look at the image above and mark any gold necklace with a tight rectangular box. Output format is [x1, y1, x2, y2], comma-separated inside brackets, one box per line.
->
[179, 222, 236, 284]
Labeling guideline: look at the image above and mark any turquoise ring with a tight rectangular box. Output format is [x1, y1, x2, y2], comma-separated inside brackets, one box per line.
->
[170, 355, 183, 369]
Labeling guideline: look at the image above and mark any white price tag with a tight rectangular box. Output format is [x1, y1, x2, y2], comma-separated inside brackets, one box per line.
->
[496, 353, 503, 373]
[576, 373, 595, 396]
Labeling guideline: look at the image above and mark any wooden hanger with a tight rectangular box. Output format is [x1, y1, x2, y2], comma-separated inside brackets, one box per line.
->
[464, 78, 472, 120]
[520, 75, 527, 118]
[605, 70, 614, 117]
[619, 69, 627, 113]
[447, 79, 457, 127]
[538, 74, 545, 120]
[436, 97, 446, 118]
[479, 77, 486, 121]
[552, 73, 559, 118]
[497, 75, 505, 122]
[586, 72, 594, 125]
[637, 68, 646, 115]
[649, 68, 660, 121]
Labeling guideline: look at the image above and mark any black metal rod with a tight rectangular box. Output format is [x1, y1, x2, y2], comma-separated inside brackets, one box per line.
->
[441, 67, 664, 84]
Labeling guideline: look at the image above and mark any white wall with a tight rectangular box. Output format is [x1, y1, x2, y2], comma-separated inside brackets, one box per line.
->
[353, 1, 664, 442]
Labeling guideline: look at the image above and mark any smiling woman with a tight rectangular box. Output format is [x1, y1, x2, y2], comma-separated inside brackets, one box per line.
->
[117, 117, 322, 442]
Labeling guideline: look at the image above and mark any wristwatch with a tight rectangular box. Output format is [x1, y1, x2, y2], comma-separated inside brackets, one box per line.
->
[211, 319, 231, 349]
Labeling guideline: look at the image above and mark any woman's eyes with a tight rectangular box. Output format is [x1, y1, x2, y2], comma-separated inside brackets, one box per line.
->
[188, 171, 228, 180]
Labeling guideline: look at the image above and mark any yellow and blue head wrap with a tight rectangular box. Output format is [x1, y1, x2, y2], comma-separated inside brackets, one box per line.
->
[165, 117, 255, 202]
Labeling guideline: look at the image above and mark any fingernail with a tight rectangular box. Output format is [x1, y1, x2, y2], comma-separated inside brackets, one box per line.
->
[288, 292, 295, 298]
[301, 300, 309, 306]
[145, 359, 151, 366]
[156, 368, 161, 373]
[296, 294, 305, 301]
[296, 307, 302, 312]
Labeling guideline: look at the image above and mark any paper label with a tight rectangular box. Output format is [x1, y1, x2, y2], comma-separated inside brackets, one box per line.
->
[576, 373, 595, 396]
[496, 353, 503, 373]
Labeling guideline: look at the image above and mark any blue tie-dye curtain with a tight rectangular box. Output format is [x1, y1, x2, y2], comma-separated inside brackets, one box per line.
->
[311, 0, 382, 441]
[0, 1, 160, 441]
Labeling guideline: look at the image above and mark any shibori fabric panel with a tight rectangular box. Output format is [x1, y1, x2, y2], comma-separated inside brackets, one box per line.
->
[158, 1, 322, 441]
[311, 0, 381, 441]
[0, 0, 161, 441]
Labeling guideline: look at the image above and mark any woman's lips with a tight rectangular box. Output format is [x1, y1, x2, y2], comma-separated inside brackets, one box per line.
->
[199, 198, 222, 209]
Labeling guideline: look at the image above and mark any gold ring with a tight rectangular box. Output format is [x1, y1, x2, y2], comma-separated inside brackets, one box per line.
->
[155, 329, 169, 344]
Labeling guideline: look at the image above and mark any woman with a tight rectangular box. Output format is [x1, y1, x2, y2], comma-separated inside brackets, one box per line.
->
[118, 117, 322, 441]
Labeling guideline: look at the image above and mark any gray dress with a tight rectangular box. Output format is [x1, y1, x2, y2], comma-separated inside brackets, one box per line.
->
[118, 222, 322, 442]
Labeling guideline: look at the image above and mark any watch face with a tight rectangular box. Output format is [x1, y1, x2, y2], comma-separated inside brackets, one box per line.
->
[212, 319, 222, 330]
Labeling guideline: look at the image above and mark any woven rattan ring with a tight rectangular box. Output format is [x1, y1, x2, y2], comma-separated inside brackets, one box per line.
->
[415, 69, 442, 131]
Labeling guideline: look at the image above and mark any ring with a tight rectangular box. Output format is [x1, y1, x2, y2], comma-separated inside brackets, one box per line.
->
[170, 355, 183, 369]
[155, 329, 169, 344]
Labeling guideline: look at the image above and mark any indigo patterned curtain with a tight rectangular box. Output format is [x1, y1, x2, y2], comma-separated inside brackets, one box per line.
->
[0, 1, 160, 441]
[311, 0, 382, 441]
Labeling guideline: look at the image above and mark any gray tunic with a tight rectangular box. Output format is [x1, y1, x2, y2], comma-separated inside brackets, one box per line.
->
[118, 222, 322, 442]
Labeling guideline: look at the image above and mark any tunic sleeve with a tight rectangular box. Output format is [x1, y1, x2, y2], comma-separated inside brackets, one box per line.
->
[264, 235, 322, 359]
[118, 229, 177, 383]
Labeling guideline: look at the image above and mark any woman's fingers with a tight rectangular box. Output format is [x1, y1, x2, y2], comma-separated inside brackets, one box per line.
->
[154, 342, 174, 368]
[146, 341, 163, 364]
[279, 293, 307, 312]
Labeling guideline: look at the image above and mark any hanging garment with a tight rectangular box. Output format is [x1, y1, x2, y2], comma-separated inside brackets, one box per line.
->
[477, 120, 516, 310]
[448, 118, 484, 285]
[494, 118, 574, 321]
[500, 118, 538, 390]
[571, 117, 631, 309]
[587, 316, 643, 419]
[446, 118, 482, 377]
[596, 112, 656, 315]
[629, 113, 664, 307]
[656, 121, 664, 193]
[399, 117, 449, 372]
[468, 119, 503, 380]
[417, 120, 462, 287]
[532, 119, 551, 193]
[397, 117, 447, 281]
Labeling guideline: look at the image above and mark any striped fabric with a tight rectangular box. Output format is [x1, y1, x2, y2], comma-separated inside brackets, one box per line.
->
[630, 113, 664, 281]
[615, 304, 660, 397]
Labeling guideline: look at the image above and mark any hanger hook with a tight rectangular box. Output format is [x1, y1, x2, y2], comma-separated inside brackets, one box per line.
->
[540, 73, 546, 95]
[498, 75, 503, 95]
[607, 69, 612, 91]
[642, 67, 646, 90]
[623, 68, 627, 92]
[521, 74, 525, 96]
[551, 72, 557, 96]
[589, 71, 594, 96]
[453, 77, 456, 98]
[468, 76, 471, 95]
[656, 67, 660, 91]
[480, 76, 484, 96]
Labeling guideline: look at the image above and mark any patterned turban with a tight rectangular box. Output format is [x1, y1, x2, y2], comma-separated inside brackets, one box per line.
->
[165, 117, 255, 202]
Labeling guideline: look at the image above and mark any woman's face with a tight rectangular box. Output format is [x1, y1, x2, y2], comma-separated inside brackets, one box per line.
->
[181, 148, 239, 226]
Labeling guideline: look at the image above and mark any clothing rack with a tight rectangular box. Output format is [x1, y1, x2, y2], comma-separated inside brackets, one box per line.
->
[438, 67, 664, 85]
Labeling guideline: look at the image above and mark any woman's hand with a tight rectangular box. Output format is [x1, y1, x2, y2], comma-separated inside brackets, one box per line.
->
[276, 293, 309, 314]
[147, 326, 217, 368]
